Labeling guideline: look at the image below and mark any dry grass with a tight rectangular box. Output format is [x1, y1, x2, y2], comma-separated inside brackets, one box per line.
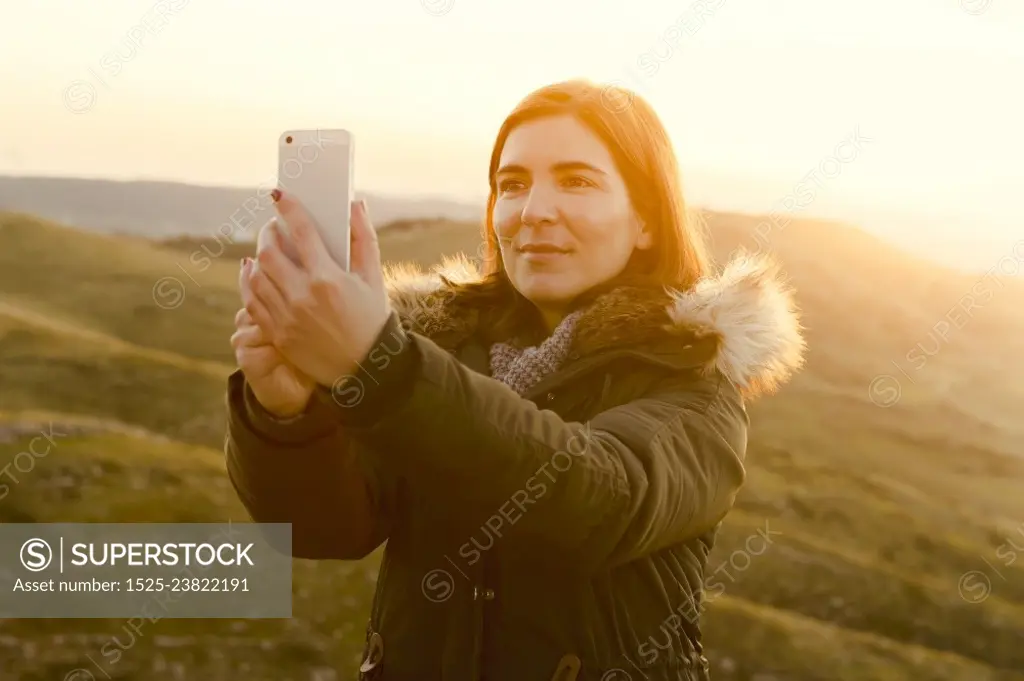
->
[1, 210, 1022, 680]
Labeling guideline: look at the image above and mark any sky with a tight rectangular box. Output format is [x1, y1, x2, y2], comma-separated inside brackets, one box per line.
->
[2, 0, 1023, 272]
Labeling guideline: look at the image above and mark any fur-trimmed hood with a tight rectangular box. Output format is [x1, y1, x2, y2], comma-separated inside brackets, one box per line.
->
[382, 251, 806, 399]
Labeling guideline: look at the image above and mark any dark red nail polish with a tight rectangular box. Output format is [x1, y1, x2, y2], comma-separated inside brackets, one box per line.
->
[271, 189, 281, 202]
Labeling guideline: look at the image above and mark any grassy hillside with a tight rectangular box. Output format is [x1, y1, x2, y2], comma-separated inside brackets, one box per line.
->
[0, 213, 240, 366]
[1, 209, 1023, 680]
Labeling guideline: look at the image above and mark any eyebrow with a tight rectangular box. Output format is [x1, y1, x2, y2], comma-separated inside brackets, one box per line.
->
[495, 161, 607, 176]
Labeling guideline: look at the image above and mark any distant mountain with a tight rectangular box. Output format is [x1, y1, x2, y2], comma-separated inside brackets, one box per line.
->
[0, 175, 485, 239]
[3, 174, 1017, 279]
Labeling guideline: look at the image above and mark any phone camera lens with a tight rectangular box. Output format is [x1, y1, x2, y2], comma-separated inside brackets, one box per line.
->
[285, 135, 293, 144]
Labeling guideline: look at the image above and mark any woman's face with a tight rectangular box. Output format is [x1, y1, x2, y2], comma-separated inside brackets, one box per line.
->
[492, 114, 652, 318]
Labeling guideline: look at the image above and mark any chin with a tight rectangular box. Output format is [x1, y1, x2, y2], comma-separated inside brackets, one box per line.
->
[514, 274, 585, 308]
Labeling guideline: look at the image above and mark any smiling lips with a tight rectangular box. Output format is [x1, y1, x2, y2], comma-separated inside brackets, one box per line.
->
[517, 243, 572, 254]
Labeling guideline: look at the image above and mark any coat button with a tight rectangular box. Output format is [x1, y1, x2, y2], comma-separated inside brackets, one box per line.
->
[473, 586, 495, 600]
[546, 393, 555, 402]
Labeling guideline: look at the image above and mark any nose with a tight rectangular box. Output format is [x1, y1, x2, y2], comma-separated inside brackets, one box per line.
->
[520, 183, 559, 228]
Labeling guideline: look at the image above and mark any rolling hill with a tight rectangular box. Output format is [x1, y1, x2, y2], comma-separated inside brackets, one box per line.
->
[0, 207, 1022, 681]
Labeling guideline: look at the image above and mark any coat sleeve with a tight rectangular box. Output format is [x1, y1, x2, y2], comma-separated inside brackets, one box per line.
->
[334, 322, 749, 570]
[223, 369, 397, 560]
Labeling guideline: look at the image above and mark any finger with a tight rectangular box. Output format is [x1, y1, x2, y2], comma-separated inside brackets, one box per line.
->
[257, 215, 302, 265]
[256, 218, 307, 301]
[235, 344, 282, 381]
[239, 257, 260, 313]
[234, 306, 253, 329]
[249, 261, 292, 324]
[239, 258, 276, 332]
[238, 257, 251, 296]
[231, 322, 269, 350]
[273, 189, 328, 273]
[350, 199, 385, 294]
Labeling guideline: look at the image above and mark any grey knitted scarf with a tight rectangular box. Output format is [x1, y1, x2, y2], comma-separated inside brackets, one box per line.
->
[488, 309, 584, 396]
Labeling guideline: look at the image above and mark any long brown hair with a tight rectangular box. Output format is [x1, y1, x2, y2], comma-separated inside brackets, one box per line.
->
[450, 78, 712, 344]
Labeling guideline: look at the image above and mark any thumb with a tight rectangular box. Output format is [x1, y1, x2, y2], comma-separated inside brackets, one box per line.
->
[351, 200, 385, 294]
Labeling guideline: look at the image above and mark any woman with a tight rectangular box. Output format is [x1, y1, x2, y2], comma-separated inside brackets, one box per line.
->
[225, 79, 805, 680]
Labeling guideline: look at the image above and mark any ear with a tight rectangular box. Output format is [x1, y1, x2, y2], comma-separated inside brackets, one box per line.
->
[634, 216, 654, 250]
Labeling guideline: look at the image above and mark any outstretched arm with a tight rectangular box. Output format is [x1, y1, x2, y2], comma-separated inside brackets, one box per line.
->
[224, 369, 396, 560]
[324, 317, 748, 570]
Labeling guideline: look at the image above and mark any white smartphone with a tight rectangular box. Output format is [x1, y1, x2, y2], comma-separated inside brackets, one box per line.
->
[276, 128, 354, 270]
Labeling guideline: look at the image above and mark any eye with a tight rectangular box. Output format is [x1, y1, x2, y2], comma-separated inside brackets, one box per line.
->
[562, 175, 594, 189]
[497, 178, 526, 193]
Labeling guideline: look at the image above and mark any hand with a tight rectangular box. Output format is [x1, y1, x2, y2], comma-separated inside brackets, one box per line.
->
[242, 191, 391, 389]
[232, 262, 316, 418]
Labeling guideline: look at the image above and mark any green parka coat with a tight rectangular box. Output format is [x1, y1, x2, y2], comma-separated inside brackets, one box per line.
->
[225, 251, 805, 680]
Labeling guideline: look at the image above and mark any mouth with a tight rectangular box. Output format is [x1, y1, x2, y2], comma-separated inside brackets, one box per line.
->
[517, 243, 573, 255]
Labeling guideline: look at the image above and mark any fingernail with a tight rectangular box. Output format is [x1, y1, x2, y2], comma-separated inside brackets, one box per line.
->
[271, 188, 281, 203]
